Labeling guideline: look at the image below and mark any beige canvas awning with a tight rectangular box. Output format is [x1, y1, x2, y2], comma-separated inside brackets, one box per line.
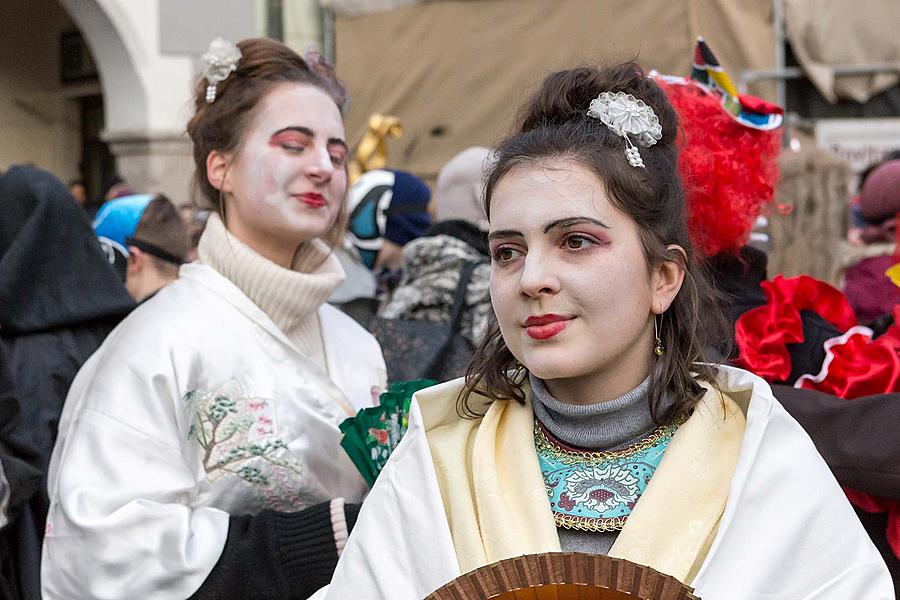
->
[321, 0, 419, 17]
[332, 0, 776, 179]
[783, 0, 900, 104]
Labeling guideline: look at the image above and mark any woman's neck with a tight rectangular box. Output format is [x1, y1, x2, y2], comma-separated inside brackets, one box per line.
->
[531, 373, 665, 450]
[197, 213, 344, 333]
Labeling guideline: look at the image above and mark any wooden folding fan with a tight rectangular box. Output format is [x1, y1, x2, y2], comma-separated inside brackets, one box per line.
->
[425, 552, 699, 600]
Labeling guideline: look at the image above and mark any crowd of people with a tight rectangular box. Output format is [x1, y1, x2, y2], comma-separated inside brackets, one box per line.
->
[0, 35, 898, 600]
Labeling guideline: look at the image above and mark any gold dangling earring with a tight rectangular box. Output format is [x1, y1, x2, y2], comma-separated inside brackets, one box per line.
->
[654, 313, 665, 357]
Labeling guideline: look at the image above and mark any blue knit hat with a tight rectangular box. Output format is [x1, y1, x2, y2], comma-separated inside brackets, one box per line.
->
[383, 170, 431, 246]
[348, 169, 432, 269]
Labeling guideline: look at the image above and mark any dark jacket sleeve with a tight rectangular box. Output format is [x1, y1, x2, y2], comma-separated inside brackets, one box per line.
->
[0, 340, 42, 523]
[189, 501, 360, 600]
[772, 384, 900, 499]
[0, 340, 44, 600]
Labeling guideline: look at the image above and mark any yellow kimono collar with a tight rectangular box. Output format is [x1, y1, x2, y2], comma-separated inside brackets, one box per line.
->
[418, 379, 747, 584]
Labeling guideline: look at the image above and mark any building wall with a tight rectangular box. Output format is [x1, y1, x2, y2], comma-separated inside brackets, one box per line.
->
[0, 0, 325, 201]
[283, 0, 324, 53]
[0, 0, 86, 180]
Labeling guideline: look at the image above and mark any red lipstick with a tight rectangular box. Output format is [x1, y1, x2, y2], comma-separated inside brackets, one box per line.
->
[295, 192, 326, 208]
[524, 314, 572, 340]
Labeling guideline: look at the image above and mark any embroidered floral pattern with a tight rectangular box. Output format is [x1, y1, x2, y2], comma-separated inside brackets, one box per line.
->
[535, 415, 685, 532]
[564, 465, 640, 513]
[184, 381, 306, 511]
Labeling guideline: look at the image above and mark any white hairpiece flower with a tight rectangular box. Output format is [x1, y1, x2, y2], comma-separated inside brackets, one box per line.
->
[586, 92, 662, 168]
[202, 37, 242, 103]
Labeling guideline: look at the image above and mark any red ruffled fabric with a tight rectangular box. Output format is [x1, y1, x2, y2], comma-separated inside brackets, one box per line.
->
[735, 276, 900, 559]
[735, 275, 857, 381]
[846, 488, 900, 559]
[795, 323, 900, 399]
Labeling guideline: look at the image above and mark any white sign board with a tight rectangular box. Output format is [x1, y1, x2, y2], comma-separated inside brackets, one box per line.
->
[815, 118, 900, 178]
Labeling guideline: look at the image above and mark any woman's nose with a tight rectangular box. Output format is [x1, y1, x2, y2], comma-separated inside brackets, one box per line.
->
[518, 253, 560, 298]
[304, 147, 335, 182]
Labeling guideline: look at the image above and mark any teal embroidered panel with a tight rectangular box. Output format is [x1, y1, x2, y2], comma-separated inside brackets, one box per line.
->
[535, 415, 684, 532]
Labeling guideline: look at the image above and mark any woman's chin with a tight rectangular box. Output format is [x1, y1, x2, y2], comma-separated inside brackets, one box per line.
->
[522, 355, 586, 382]
[270, 224, 328, 248]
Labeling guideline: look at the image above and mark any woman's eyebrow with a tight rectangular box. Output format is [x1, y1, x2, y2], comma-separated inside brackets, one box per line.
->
[543, 216, 609, 233]
[272, 126, 314, 137]
[271, 126, 347, 152]
[488, 228, 523, 241]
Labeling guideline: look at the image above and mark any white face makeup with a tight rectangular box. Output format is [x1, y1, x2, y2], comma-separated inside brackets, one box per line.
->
[488, 159, 664, 404]
[221, 82, 347, 265]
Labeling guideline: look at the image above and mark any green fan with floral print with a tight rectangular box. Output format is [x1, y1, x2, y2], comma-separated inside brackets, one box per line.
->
[339, 379, 436, 486]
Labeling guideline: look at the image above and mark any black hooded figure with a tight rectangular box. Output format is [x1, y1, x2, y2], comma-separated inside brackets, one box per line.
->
[0, 165, 135, 599]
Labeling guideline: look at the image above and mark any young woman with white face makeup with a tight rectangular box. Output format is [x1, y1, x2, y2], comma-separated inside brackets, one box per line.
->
[317, 64, 891, 600]
[42, 39, 386, 600]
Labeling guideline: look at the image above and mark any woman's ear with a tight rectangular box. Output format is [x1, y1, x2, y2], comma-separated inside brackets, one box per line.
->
[206, 150, 232, 194]
[651, 244, 687, 314]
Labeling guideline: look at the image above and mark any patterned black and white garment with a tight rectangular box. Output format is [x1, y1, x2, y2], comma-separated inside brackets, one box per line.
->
[379, 223, 491, 347]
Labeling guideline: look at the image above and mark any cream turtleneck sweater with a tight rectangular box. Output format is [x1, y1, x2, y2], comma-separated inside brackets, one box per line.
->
[198, 213, 345, 373]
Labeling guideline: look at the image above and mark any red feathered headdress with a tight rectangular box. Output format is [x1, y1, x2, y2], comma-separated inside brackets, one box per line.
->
[652, 39, 783, 257]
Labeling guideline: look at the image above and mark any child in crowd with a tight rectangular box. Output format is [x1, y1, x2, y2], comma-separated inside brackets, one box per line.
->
[93, 193, 191, 301]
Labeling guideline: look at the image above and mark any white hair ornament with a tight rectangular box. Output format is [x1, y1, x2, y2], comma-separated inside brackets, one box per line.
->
[586, 92, 662, 168]
[202, 38, 242, 104]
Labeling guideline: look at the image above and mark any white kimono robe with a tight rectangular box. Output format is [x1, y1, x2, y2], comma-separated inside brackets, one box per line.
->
[318, 365, 893, 600]
[41, 264, 386, 599]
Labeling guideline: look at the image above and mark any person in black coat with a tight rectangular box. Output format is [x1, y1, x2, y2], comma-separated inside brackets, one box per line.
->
[0, 339, 42, 600]
[0, 165, 135, 599]
[657, 54, 900, 593]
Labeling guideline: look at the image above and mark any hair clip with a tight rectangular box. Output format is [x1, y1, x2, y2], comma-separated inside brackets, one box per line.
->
[202, 38, 242, 104]
[586, 92, 662, 168]
[303, 44, 349, 112]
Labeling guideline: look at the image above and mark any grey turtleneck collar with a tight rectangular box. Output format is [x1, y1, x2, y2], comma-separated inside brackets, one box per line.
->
[530, 372, 674, 451]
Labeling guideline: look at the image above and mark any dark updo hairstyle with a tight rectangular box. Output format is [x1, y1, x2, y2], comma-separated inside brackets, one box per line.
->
[460, 62, 727, 421]
[186, 38, 349, 248]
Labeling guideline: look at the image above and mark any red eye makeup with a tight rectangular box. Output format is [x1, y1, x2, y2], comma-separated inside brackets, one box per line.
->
[268, 131, 308, 148]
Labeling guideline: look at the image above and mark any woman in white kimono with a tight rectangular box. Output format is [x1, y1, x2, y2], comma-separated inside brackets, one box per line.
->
[319, 64, 893, 599]
[41, 39, 386, 599]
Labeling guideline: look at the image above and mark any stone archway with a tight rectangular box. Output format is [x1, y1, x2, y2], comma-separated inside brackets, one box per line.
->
[58, 0, 147, 132]
[59, 0, 196, 202]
